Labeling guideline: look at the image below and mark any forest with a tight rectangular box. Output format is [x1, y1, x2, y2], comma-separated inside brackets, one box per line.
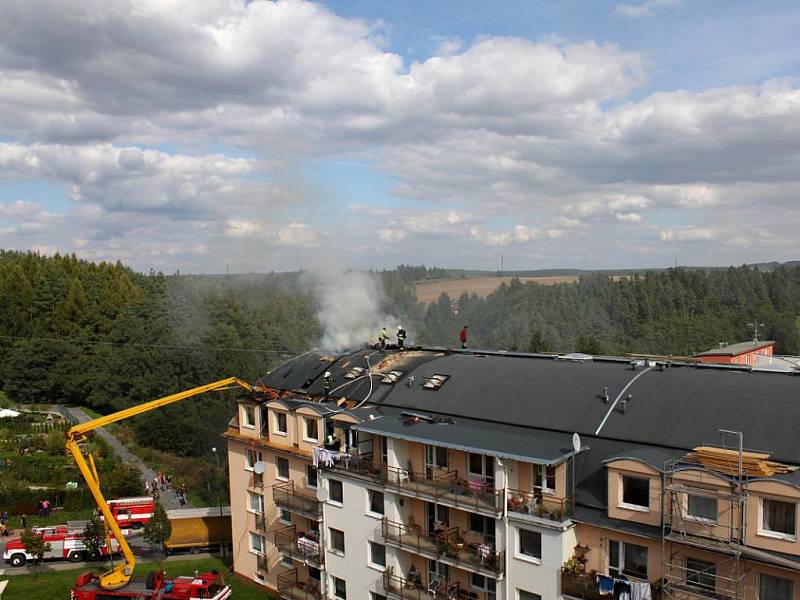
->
[1, 250, 800, 462]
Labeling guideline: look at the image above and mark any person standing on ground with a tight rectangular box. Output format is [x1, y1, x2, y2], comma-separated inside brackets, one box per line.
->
[460, 325, 469, 349]
[397, 326, 406, 349]
[21, 514, 27, 528]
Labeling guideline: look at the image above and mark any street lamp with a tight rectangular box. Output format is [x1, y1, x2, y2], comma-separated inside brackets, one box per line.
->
[211, 447, 225, 557]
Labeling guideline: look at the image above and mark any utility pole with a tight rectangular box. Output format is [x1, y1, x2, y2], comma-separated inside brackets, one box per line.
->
[748, 320, 765, 342]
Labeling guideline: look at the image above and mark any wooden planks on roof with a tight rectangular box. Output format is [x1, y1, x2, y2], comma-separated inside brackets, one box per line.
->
[684, 446, 799, 478]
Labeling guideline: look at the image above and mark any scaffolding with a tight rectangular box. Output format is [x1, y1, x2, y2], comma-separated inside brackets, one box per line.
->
[661, 430, 753, 600]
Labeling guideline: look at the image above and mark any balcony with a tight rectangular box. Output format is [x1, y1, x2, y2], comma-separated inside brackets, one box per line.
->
[383, 570, 461, 600]
[254, 512, 267, 532]
[327, 453, 502, 516]
[274, 525, 323, 568]
[561, 571, 662, 600]
[277, 569, 323, 600]
[507, 488, 574, 525]
[251, 471, 264, 488]
[381, 518, 504, 578]
[273, 481, 323, 521]
[256, 554, 268, 574]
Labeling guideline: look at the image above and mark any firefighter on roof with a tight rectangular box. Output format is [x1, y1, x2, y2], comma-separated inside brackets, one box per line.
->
[378, 327, 389, 349]
[323, 371, 332, 400]
[397, 325, 407, 349]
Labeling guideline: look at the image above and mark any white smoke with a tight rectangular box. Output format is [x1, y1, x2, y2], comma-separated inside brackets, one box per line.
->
[302, 268, 401, 351]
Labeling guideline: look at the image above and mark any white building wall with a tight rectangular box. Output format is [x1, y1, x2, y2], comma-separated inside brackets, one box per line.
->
[322, 471, 395, 599]
[504, 519, 577, 600]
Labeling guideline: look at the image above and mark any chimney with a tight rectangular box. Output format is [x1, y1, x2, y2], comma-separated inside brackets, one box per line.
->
[602, 386, 610, 403]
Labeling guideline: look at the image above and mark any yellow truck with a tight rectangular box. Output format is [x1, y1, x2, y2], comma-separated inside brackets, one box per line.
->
[166, 506, 232, 554]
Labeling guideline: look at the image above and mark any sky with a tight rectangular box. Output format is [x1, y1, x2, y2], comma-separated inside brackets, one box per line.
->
[0, 0, 799, 273]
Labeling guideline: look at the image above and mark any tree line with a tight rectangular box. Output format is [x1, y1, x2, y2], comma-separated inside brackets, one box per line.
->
[2, 251, 799, 459]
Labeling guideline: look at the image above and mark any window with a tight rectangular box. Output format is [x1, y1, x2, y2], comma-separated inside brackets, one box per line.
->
[518, 529, 542, 560]
[381, 436, 388, 464]
[275, 412, 287, 435]
[245, 449, 262, 470]
[305, 417, 319, 441]
[686, 557, 716, 591]
[369, 541, 386, 568]
[242, 404, 256, 428]
[309, 567, 321, 581]
[423, 374, 450, 390]
[308, 520, 320, 537]
[519, 592, 542, 600]
[248, 491, 264, 514]
[469, 513, 495, 540]
[276, 456, 289, 480]
[280, 553, 293, 567]
[249, 532, 265, 554]
[425, 444, 448, 476]
[534, 465, 556, 493]
[687, 493, 717, 522]
[759, 573, 793, 600]
[332, 576, 347, 600]
[621, 475, 650, 509]
[761, 498, 796, 538]
[471, 574, 497, 599]
[307, 464, 318, 488]
[469, 453, 495, 484]
[329, 527, 345, 553]
[279, 508, 292, 524]
[329, 479, 343, 503]
[368, 490, 385, 515]
[371, 594, 387, 600]
[609, 540, 648, 579]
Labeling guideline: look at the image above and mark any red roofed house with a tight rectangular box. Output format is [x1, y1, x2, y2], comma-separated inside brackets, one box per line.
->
[693, 339, 775, 366]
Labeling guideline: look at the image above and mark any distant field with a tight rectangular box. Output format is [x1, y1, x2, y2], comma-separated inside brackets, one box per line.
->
[415, 275, 579, 303]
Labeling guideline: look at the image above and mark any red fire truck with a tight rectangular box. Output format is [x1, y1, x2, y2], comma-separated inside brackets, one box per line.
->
[106, 496, 155, 529]
[71, 569, 232, 600]
[3, 525, 121, 567]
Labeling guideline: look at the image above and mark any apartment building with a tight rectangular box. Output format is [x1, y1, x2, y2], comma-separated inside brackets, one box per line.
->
[225, 347, 800, 600]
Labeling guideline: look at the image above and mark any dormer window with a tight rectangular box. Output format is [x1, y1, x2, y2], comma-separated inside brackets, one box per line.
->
[423, 374, 450, 390]
[381, 370, 405, 384]
[621, 475, 650, 510]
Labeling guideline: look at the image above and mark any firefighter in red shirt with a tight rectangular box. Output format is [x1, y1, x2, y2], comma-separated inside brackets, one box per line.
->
[460, 325, 468, 349]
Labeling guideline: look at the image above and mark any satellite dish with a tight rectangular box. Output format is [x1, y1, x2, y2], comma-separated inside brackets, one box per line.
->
[253, 461, 266, 475]
[316, 487, 330, 502]
[572, 433, 581, 455]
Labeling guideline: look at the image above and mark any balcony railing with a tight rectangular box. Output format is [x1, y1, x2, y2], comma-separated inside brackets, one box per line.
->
[275, 525, 323, 568]
[507, 488, 574, 521]
[255, 512, 267, 531]
[251, 472, 264, 488]
[383, 570, 461, 600]
[561, 571, 662, 600]
[277, 569, 323, 600]
[381, 518, 504, 577]
[256, 554, 268, 573]
[327, 454, 502, 515]
[273, 481, 323, 519]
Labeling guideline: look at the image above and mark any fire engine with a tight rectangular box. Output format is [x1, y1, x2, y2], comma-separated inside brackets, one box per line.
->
[106, 496, 155, 528]
[3, 525, 121, 567]
[71, 569, 232, 600]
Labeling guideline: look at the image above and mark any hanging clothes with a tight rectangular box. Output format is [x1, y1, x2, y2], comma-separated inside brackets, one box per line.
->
[597, 575, 615, 596]
[631, 582, 652, 600]
[614, 578, 631, 600]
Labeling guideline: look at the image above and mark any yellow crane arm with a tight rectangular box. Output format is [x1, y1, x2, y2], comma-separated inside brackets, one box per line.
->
[65, 377, 254, 590]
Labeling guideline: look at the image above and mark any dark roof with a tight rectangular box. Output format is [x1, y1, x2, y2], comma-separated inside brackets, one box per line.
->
[694, 340, 774, 357]
[354, 411, 579, 465]
[572, 505, 661, 540]
[601, 446, 686, 472]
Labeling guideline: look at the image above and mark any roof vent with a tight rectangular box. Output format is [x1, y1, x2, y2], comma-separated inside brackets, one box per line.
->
[381, 370, 405, 384]
[601, 386, 610, 403]
[423, 374, 450, 390]
[344, 366, 366, 379]
[619, 394, 632, 414]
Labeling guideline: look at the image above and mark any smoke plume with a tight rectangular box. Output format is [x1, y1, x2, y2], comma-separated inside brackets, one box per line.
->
[302, 268, 400, 351]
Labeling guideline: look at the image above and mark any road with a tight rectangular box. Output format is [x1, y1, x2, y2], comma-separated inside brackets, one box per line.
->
[63, 407, 190, 511]
[0, 535, 218, 576]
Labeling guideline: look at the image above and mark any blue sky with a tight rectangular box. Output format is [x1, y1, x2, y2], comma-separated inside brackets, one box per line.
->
[1, 0, 799, 272]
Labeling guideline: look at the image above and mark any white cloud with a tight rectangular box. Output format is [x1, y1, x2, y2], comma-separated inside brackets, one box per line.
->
[616, 0, 682, 18]
[659, 226, 718, 242]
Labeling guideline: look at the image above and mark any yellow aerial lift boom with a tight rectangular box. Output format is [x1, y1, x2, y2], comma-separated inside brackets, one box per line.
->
[65, 377, 254, 590]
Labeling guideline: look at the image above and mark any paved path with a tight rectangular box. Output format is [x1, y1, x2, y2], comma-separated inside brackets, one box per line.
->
[64, 407, 189, 511]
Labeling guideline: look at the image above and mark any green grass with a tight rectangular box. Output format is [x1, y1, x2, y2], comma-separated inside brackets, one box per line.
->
[4, 509, 95, 531]
[2, 557, 278, 600]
